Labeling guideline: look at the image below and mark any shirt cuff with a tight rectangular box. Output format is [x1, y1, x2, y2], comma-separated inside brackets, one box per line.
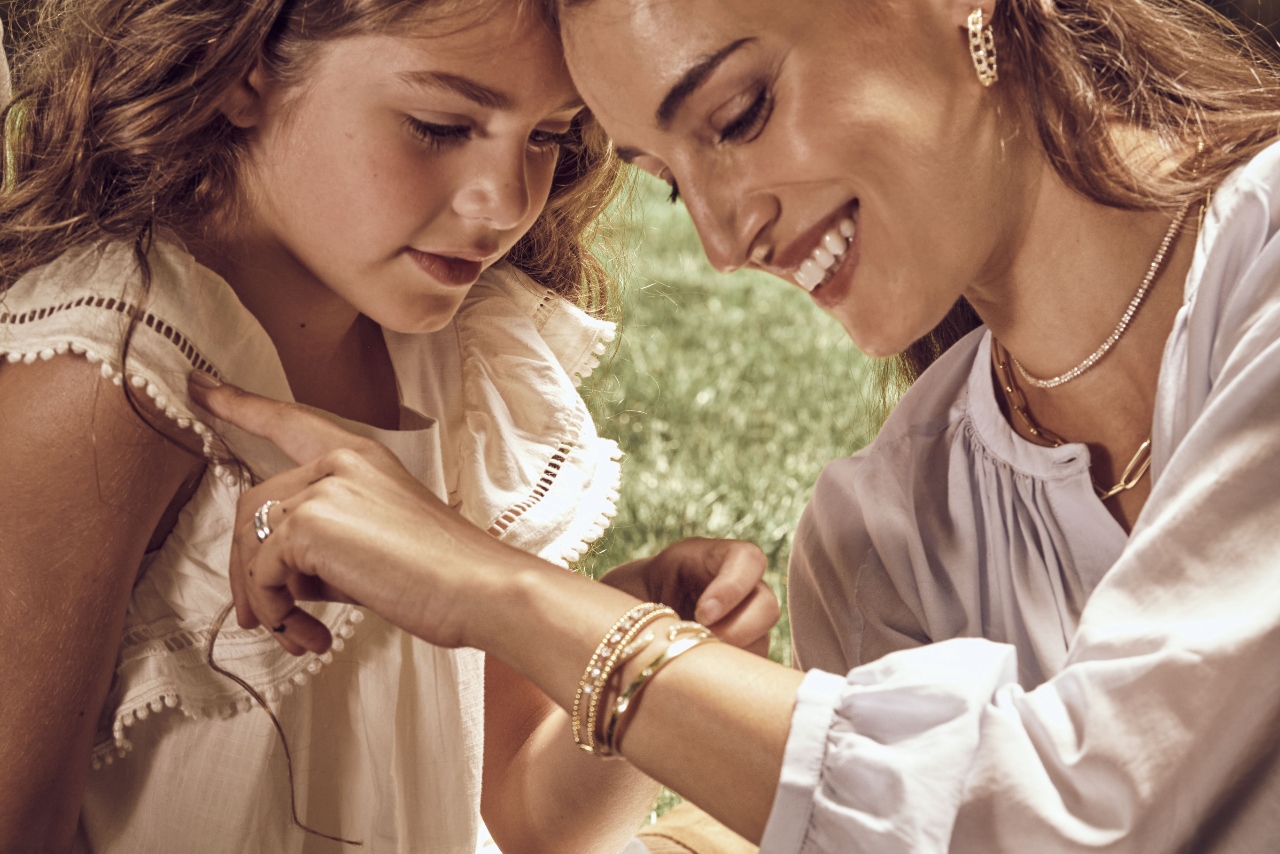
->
[759, 668, 848, 854]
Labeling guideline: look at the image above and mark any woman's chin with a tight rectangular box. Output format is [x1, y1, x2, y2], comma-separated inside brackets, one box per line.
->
[834, 310, 921, 360]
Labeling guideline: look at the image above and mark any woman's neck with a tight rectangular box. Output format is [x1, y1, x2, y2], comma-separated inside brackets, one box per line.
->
[965, 150, 1201, 531]
[184, 228, 402, 430]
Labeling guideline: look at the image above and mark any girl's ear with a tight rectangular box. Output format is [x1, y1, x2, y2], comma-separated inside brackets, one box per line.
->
[220, 63, 271, 129]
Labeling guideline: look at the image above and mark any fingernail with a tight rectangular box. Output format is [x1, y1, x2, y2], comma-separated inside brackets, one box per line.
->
[697, 599, 724, 625]
[189, 370, 222, 389]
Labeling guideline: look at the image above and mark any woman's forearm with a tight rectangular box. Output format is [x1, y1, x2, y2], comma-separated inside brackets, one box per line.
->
[467, 557, 803, 843]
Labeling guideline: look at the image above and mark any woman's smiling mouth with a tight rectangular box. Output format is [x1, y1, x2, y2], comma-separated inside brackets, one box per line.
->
[794, 215, 857, 292]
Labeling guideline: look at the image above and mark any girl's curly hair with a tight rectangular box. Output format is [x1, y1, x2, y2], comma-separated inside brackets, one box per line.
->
[0, 0, 623, 311]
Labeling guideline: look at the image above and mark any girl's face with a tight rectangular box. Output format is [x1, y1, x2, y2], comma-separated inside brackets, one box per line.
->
[562, 0, 1036, 357]
[234, 9, 581, 333]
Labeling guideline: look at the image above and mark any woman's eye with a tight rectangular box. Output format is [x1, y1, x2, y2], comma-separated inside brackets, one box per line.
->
[718, 86, 773, 145]
[407, 118, 471, 149]
[529, 129, 576, 153]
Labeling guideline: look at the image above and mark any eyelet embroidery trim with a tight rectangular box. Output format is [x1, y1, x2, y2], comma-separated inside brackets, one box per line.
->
[484, 403, 624, 566]
[487, 413, 583, 539]
[1, 294, 223, 379]
[530, 291, 559, 332]
[0, 299, 250, 486]
[90, 608, 367, 770]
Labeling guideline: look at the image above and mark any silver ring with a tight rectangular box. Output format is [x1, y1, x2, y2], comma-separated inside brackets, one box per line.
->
[253, 500, 281, 544]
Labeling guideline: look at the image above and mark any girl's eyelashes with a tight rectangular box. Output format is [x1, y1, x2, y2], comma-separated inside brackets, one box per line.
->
[667, 179, 681, 205]
[529, 129, 577, 154]
[717, 84, 774, 145]
[406, 118, 574, 154]
[407, 118, 471, 149]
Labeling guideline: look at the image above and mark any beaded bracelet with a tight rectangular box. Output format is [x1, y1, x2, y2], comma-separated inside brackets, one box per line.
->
[572, 603, 675, 752]
[582, 606, 676, 754]
[572, 603, 659, 748]
[600, 624, 720, 756]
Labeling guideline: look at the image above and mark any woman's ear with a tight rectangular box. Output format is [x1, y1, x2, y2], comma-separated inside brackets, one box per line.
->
[948, 0, 997, 29]
[219, 63, 271, 129]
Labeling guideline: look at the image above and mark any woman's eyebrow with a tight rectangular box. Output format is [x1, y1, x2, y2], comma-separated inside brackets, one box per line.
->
[397, 69, 512, 109]
[656, 37, 756, 129]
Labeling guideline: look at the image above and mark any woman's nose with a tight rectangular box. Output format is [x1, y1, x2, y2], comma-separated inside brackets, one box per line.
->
[682, 182, 776, 275]
[452, 147, 533, 231]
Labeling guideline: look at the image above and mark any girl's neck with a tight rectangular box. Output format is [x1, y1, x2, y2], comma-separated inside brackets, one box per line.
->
[185, 229, 402, 430]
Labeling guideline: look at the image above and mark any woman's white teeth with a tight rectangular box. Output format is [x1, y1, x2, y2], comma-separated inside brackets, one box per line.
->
[794, 217, 857, 292]
[795, 259, 825, 291]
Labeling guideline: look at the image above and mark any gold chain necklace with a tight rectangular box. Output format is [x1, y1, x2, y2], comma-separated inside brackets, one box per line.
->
[992, 338, 1152, 501]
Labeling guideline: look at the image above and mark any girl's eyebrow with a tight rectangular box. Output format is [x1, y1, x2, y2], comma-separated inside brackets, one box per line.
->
[398, 70, 513, 109]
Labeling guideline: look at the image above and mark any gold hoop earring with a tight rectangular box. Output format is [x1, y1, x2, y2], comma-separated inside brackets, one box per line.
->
[968, 8, 998, 87]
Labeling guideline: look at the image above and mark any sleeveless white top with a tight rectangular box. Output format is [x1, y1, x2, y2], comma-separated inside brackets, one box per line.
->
[0, 240, 621, 854]
[771, 142, 1280, 852]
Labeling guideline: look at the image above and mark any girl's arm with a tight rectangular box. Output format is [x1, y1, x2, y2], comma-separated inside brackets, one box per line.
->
[0, 357, 202, 851]
[482, 658, 659, 854]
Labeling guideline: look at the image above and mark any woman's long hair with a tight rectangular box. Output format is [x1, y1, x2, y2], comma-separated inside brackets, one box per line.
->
[886, 0, 1280, 394]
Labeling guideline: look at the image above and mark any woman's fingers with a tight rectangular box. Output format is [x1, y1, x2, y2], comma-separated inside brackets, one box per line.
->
[188, 373, 380, 466]
[240, 519, 334, 655]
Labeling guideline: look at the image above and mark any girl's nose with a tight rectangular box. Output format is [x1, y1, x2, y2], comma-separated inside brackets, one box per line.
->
[452, 148, 533, 231]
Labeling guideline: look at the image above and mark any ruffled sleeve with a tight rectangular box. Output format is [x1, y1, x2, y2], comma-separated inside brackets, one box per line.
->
[443, 264, 623, 567]
[763, 142, 1280, 853]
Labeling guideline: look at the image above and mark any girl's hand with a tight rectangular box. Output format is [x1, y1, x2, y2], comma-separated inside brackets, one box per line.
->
[599, 538, 779, 657]
[190, 374, 506, 655]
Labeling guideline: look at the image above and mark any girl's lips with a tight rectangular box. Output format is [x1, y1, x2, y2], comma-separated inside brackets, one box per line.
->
[809, 229, 860, 310]
[406, 248, 483, 287]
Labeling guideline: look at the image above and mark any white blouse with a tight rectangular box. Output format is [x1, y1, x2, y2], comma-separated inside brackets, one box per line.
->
[771, 140, 1280, 853]
[0, 240, 621, 853]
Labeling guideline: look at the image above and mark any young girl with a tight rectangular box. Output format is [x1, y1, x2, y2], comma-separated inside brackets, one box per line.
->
[0, 1, 776, 850]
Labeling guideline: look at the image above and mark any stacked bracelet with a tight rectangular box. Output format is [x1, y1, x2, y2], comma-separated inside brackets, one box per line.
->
[600, 623, 720, 757]
[573, 603, 676, 753]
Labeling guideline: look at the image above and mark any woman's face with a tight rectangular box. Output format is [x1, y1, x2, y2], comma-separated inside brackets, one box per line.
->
[234, 8, 581, 333]
[563, 0, 1034, 356]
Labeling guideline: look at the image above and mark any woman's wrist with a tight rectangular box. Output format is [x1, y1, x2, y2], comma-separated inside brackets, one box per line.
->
[474, 556, 644, 712]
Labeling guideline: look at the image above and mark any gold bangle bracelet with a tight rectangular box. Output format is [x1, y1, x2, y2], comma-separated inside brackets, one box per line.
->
[573, 603, 662, 748]
[601, 633, 722, 756]
[582, 607, 675, 754]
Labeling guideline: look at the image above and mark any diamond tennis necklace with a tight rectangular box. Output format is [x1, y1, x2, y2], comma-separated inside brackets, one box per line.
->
[1013, 200, 1193, 390]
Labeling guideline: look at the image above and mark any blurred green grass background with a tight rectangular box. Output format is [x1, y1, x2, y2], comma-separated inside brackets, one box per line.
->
[579, 175, 875, 663]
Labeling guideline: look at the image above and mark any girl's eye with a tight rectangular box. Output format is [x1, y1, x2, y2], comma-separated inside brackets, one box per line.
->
[718, 85, 773, 145]
[407, 118, 471, 149]
[529, 129, 576, 154]
[667, 179, 681, 205]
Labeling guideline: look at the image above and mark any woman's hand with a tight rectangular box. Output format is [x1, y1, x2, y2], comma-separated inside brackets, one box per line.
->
[600, 539, 779, 656]
[190, 374, 510, 656]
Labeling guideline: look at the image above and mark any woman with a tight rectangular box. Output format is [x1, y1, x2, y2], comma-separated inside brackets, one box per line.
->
[190, 0, 1280, 850]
